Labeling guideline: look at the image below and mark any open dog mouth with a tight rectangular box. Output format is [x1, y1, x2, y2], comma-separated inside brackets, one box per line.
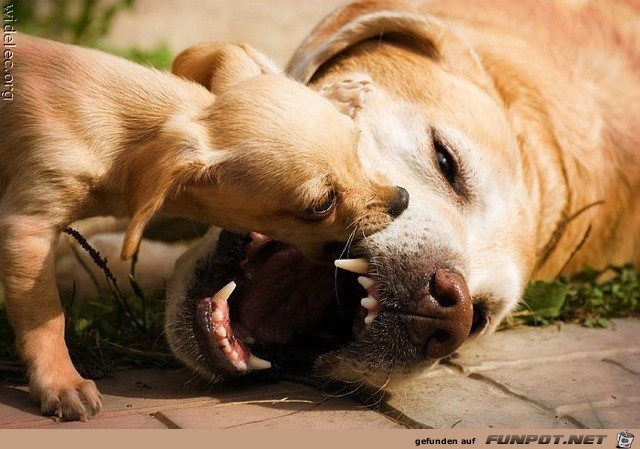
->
[188, 230, 368, 376]
[186, 230, 484, 379]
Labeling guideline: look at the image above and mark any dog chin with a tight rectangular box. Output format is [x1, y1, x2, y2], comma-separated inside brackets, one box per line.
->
[163, 219, 515, 388]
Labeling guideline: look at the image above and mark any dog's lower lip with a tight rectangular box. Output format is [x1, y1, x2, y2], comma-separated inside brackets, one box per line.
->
[193, 281, 273, 374]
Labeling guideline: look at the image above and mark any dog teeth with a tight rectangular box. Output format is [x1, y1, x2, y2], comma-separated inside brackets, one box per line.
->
[213, 281, 236, 304]
[248, 354, 272, 371]
[232, 360, 248, 372]
[357, 276, 375, 289]
[212, 310, 224, 322]
[364, 313, 377, 325]
[220, 339, 232, 353]
[334, 258, 370, 274]
[215, 326, 227, 338]
[360, 296, 378, 310]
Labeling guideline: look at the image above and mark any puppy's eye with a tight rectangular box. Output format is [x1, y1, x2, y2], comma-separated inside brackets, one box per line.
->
[304, 189, 337, 220]
[434, 136, 457, 186]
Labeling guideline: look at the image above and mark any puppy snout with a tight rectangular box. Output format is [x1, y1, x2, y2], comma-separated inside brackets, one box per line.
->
[387, 186, 409, 218]
[407, 268, 473, 360]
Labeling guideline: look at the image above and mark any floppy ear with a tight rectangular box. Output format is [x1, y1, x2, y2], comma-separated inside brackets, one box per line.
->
[287, 8, 491, 90]
[172, 43, 281, 95]
[318, 72, 373, 118]
[120, 117, 219, 260]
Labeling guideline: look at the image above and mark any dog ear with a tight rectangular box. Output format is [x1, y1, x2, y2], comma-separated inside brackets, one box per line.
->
[287, 9, 491, 90]
[318, 72, 373, 118]
[172, 43, 281, 95]
[121, 117, 220, 261]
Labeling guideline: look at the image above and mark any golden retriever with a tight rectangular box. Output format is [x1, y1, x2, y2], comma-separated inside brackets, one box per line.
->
[164, 0, 639, 389]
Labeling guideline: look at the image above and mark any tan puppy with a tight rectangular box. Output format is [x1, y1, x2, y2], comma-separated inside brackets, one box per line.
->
[0, 35, 409, 419]
[164, 0, 639, 390]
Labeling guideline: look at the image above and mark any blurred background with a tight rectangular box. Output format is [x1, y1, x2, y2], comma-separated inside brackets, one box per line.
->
[12, 0, 344, 68]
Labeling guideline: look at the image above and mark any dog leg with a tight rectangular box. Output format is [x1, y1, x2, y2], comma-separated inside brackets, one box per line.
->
[0, 215, 102, 420]
[319, 73, 374, 118]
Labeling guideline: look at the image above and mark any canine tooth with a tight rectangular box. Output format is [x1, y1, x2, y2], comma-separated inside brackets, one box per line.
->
[364, 313, 377, 325]
[361, 296, 378, 310]
[248, 354, 272, 371]
[212, 310, 224, 322]
[213, 281, 237, 304]
[334, 258, 370, 274]
[232, 360, 248, 372]
[357, 276, 375, 289]
[215, 326, 227, 338]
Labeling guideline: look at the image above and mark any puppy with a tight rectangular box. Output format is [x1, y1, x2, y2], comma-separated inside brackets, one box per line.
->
[0, 35, 410, 420]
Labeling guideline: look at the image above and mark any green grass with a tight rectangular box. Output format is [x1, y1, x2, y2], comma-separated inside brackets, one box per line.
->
[504, 264, 640, 329]
[0, 230, 180, 383]
[103, 42, 174, 70]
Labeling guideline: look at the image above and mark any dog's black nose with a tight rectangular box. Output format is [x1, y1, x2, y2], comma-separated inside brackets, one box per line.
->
[388, 186, 409, 218]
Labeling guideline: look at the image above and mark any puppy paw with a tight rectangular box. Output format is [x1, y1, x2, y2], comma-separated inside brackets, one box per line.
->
[36, 378, 102, 421]
[319, 73, 374, 118]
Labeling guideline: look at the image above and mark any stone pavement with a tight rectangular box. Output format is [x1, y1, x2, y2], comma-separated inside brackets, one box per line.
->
[1, 319, 638, 429]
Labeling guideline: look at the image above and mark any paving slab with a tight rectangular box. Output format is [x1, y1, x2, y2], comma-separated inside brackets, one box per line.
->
[384, 367, 577, 428]
[159, 395, 402, 429]
[477, 357, 638, 411]
[559, 396, 640, 429]
[34, 413, 168, 429]
[382, 319, 640, 428]
[603, 353, 640, 375]
[0, 369, 389, 429]
[449, 319, 640, 373]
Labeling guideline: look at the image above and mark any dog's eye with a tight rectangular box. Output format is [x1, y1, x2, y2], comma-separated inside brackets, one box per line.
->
[314, 189, 337, 216]
[434, 136, 457, 186]
[304, 189, 337, 220]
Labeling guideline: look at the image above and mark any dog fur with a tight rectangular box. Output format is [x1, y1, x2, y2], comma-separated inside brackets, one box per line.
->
[0, 35, 407, 419]
[165, 0, 639, 389]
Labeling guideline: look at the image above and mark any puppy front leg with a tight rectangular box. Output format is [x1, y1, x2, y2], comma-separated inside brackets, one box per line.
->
[0, 215, 102, 420]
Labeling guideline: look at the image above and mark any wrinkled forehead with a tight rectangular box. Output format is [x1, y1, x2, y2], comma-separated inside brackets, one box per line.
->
[314, 41, 516, 162]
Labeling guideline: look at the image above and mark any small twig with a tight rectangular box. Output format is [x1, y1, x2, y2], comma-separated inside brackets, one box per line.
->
[555, 224, 592, 279]
[66, 237, 102, 293]
[62, 227, 143, 331]
[536, 200, 604, 272]
[100, 340, 172, 359]
[129, 250, 147, 330]
[0, 364, 23, 372]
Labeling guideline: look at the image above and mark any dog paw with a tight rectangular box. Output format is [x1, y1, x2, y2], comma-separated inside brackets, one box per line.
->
[319, 73, 374, 118]
[37, 378, 102, 421]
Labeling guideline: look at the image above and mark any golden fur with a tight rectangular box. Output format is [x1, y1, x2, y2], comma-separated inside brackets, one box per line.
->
[0, 35, 406, 419]
[281, 0, 640, 385]
[289, 0, 640, 281]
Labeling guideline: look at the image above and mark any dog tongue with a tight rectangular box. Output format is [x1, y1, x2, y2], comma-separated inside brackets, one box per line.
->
[231, 242, 336, 344]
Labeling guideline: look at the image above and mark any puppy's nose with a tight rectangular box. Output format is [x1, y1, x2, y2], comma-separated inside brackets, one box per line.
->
[387, 186, 409, 218]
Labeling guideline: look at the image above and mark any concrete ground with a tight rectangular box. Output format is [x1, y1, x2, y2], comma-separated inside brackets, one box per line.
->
[2, 319, 638, 429]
